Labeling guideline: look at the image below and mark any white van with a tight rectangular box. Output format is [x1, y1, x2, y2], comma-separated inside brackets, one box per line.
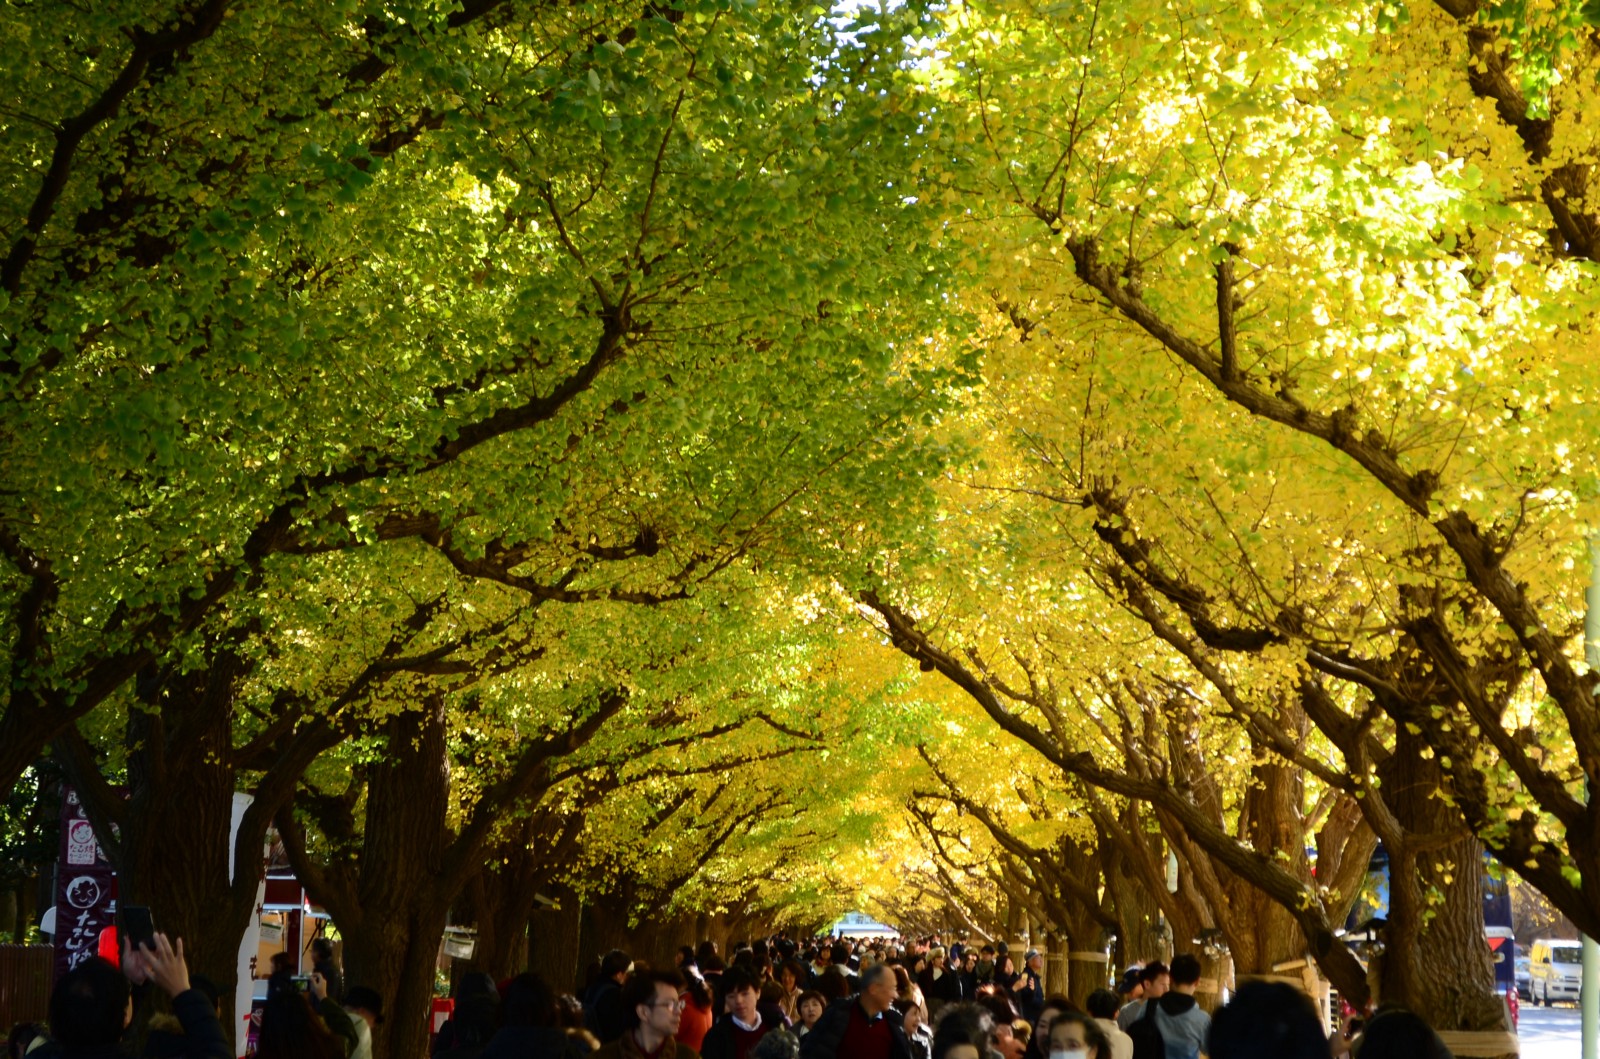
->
[1530, 938, 1583, 1005]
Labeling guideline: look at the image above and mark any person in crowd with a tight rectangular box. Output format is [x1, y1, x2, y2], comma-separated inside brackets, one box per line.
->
[1045, 1011, 1108, 1059]
[1350, 1006, 1451, 1059]
[1010, 1023, 1029, 1054]
[751, 1030, 801, 1059]
[342, 986, 382, 1059]
[143, 973, 223, 1059]
[893, 1000, 932, 1059]
[264, 952, 297, 998]
[974, 950, 995, 989]
[956, 953, 979, 1000]
[307, 969, 358, 1056]
[992, 956, 1019, 995]
[1083, 991, 1131, 1059]
[830, 945, 858, 987]
[255, 990, 345, 1059]
[1204, 981, 1323, 1059]
[484, 974, 589, 1059]
[1012, 954, 1044, 1027]
[701, 968, 777, 1059]
[1148, 954, 1208, 1059]
[929, 1004, 993, 1059]
[7, 1023, 46, 1059]
[798, 964, 910, 1059]
[435, 972, 501, 1056]
[794, 992, 827, 1038]
[1022, 998, 1072, 1059]
[815, 969, 852, 1004]
[592, 971, 699, 1059]
[38, 933, 229, 1059]
[988, 1020, 1023, 1059]
[679, 949, 699, 973]
[680, 965, 717, 1052]
[778, 962, 807, 1023]
[917, 950, 947, 1006]
[586, 952, 635, 1045]
[310, 938, 344, 1004]
[1115, 964, 1168, 1032]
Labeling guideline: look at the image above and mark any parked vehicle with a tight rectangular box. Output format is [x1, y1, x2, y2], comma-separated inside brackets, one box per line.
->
[1516, 956, 1532, 1000]
[1530, 938, 1583, 1005]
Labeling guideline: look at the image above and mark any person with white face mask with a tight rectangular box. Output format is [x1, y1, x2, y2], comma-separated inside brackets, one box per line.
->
[1047, 1012, 1108, 1059]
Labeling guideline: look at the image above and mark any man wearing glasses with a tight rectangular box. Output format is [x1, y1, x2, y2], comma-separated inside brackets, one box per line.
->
[595, 971, 702, 1059]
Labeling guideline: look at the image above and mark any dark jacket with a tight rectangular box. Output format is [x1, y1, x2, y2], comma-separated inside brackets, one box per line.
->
[480, 1025, 591, 1059]
[591, 1031, 702, 1059]
[1013, 970, 1044, 1024]
[316, 995, 359, 1057]
[33, 988, 230, 1059]
[699, 1016, 776, 1059]
[798, 998, 913, 1059]
[584, 979, 628, 1044]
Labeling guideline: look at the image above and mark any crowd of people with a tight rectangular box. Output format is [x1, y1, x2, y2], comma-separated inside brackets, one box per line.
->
[428, 935, 1459, 1059]
[6, 931, 1463, 1059]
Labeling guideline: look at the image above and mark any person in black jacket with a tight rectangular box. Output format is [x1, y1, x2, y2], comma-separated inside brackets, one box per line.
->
[797, 965, 911, 1059]
[585, 951, 634, 1045]
[35, 934, 230, 1059]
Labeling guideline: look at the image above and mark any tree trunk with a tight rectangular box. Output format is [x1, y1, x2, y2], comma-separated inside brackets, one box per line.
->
[528, 885, 585, 993]
[1376, 733, 1510, 1053]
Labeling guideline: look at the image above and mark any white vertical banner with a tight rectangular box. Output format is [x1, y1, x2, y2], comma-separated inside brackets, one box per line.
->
[231, 793, 267, 1056]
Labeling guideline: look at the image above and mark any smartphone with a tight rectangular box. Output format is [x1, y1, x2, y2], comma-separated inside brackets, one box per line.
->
[122, 905, 156, 951]
[291, 975, 312, 993]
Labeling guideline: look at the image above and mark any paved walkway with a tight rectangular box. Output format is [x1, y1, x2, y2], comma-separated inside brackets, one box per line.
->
[1517, 1006, 1580, 1057]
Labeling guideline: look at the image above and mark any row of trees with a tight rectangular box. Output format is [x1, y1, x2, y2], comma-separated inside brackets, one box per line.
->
[6, 2, 1600, 1059]
[0, 2, 957, 1056]
[850, 2, 1600, 1057]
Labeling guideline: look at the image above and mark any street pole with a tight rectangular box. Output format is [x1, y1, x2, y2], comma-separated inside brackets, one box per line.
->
[1585, 536, 1600, 1059]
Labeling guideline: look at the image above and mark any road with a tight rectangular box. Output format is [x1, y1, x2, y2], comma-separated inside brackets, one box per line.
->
[1516, 1005, 1581, 1058]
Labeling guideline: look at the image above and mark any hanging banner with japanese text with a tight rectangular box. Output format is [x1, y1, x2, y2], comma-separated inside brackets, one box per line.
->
[53, 784, 118, 979]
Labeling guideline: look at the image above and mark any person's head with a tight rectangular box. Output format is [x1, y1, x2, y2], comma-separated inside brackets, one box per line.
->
[932, 1003, 995, 1059]
[187, 973, 224, 1020]
[1207, 981, 1325, 1059]
[929, 946, 946, 969]
[677, 946, 696, 969]
[1138, 961, 1169, 998]
[1168, 954, 1201, 995]
[894, 998, 925, 1035]
[1084, 989, 1119, 1022]
[859, 963, 898, 1016]
[49, 957, 131, 1048]
[1033, 998, 1073, 1051]
[1047, 1012, 1107, 1059]
[781, 959, 805, 991]
[256, 990, 344, 1059]
[962, 951, 978, 970]
[268, 951, 294, 977]
[1117, 969, 1143, 1000]
[797, 990, 826, 1028]
[1025, 950, 1042, 973]
[751, 1028, 801, 1059]
[992, 1021, 1024, 1059]
[7, 1022, 45, 1059]
[601, 949, 633, 983]
[625, 971, 686, 1038]
[344, 985, 384, 1029]
[817, 967, 851, 1001]
[997, 954, 1015, 976]
[1355, 1006, 1452, 1059]
[310, 937, 334, 962]
[830, 942, 850, 967]
[503, 973, 558, 1028]
[722, 966, 761, 1022]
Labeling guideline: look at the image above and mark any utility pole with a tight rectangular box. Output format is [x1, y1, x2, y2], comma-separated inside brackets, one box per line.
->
[1584, 536, 1600, 1059]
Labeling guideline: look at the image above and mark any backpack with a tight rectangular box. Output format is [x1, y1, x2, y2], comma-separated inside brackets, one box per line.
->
[1127, 999, 1165, 1059]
